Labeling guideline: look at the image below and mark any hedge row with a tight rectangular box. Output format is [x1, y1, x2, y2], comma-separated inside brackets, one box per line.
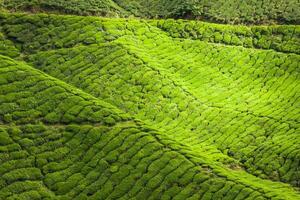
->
[1, 13, 299, 56]
[2, 13, 299, 56]
[0, 13, 156, 53]
[0, 121, 298, 199]
[0, 55, 130, 125]
[0, 13, 108, 53]
[151, 19, 300, 54]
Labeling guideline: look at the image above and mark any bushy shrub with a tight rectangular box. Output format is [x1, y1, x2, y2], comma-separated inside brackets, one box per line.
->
[3, 168, 42, 184]
[44, 112, 60, 123]
[0, 129, 13, 145]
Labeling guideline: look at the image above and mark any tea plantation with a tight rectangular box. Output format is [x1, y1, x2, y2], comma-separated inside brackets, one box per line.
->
[0, 1, 300, 200]
[2, 0, 300, 24]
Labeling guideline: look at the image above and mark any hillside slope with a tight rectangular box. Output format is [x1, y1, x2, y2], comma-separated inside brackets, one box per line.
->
[1, 55, 299, 199]
[0, 12, 299, 200]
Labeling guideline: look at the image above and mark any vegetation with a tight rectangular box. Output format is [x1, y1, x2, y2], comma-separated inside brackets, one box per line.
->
[115, 0, 300, 24]
[0, 1, 299, 200]
[0, 32, 19, 57]
[1, 0, 126, 16]
[1, 0, 300, 24]
[151, 19, 300, 54]
[1, 54, 298, 199]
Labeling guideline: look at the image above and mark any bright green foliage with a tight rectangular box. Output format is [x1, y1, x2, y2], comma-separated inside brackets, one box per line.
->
[0, 10, 299, 200]
[151, 19, 300, 54]
[0, 55, 130, 125]
[5, 13, 298, 188]
[1, 13, 298, 56]
[1, 57, 298, 199]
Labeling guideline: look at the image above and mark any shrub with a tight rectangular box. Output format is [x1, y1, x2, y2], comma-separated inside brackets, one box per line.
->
[56, 173, 84, 195]
[3, 168, 42, 184]
[45, 112, 61, 123]
[214, 32, 223, 43]
[0, 129, 13, 145]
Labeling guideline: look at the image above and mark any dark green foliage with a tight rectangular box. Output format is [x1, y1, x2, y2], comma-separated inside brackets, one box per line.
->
[2, 168, 42, 184]
[2, 0, 125, 17]
[0, 129, 12, 145]
[115, 0, 300, 25]
[2, 0, 299, 25]
[0, 32, 19, 58]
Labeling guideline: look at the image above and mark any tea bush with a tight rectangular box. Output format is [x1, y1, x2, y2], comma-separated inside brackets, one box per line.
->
[0, 32, 19, 58]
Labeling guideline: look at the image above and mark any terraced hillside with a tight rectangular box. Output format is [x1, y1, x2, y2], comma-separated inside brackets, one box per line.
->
[0, 6, 300, 200]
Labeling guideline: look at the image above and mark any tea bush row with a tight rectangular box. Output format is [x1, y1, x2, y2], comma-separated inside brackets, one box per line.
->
[2, 13, 298, 56]
[151, 19, 300, 54]
[0, 121, 280, 199]
[1, 122, 298, 199]
[0, 13, 161, 54]
[0, 55, 130, 125]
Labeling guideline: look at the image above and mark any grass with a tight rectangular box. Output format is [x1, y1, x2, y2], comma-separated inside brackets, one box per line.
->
[0, 3, 299, 200]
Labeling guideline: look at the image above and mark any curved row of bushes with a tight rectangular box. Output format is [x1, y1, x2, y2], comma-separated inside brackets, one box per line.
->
[1, 13, 298, 56]
[151, 19, 300, 54]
